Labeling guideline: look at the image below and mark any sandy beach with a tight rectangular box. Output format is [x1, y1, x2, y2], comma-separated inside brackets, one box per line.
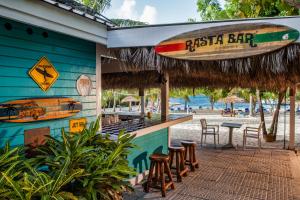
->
[170, 110, 300, 149]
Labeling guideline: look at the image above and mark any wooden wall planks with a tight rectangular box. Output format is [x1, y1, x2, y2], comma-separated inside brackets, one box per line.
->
[0, 17, 97, 147]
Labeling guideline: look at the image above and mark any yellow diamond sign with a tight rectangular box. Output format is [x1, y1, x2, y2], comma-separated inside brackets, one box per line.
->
[29, 57, 59, 91]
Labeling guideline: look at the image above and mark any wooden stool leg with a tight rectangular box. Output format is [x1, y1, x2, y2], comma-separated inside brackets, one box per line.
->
[180, 151, 188, 176]
[193, 145, 199, 168]
[164, 160, 175, 190]
[154, 162, 160, 184]
[189, 146, 195, 171]
[160, 162, 166, 197]
[169, 150, 174, 169]
[145, 161, 155, 193]
[175, 151, 181, 182]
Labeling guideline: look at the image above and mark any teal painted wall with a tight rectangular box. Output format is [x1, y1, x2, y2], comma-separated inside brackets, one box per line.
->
[0, 17, 97, 147]
[128, 128, 169, 174]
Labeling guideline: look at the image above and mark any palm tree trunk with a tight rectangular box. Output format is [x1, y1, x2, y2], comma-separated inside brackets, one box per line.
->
[210, 97, 214, 110]
[256, 89, 267, 135]
[269, 89, 286, 140]
[252, 99, 257, 116]
[113, 91, 116, 112]
[249, 95, 253, 116]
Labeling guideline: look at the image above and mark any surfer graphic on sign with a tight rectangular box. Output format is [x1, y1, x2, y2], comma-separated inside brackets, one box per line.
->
[36, 65, 54, 85]
[28, 57, 59, 91]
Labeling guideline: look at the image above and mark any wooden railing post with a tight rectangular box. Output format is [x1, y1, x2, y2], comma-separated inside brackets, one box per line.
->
[289, 85, 296, 150]
[139, 88, 145, 116]
[161, 72, 169, 120]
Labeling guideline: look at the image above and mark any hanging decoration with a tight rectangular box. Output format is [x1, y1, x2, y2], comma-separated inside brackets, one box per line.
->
[76, 75, 92, 96]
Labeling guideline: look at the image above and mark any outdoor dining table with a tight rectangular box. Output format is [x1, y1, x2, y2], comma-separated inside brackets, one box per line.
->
[221, 122, 242, 148]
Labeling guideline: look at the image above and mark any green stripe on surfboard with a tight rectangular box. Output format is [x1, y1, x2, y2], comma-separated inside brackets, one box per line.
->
[254, 30, 299, 44]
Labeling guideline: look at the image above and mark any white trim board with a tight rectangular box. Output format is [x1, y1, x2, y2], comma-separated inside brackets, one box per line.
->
[0, 0, 107, 44]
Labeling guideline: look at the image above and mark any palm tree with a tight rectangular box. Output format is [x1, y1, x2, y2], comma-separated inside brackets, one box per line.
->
[170, 88, 193, 111]
[78, 0, 111, 13]
[199, 88, 229, 110]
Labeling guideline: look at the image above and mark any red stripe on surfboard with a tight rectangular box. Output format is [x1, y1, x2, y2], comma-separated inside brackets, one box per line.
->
[155, 43, 186, 53]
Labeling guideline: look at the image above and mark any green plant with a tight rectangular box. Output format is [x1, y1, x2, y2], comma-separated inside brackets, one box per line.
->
[0, 118, 137, 200]
[0, 142, 25, 199]
[2, 160, 81, 200]
[34, 118, 137, 200]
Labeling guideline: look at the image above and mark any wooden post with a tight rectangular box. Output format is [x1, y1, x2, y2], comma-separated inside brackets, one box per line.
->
[161, 72, 169, 119]
[289, 85, 296, 150]
[139, 88, 145, 116]
[249, 95, 253, 116]
[96, 44, 102, 117]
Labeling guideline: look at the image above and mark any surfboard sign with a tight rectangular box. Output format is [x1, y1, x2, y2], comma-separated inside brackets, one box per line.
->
[0, 97, 82, 123]
[155, 23, 300, 60]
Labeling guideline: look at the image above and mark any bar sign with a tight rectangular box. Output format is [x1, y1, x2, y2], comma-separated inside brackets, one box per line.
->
[70, 118, 87, 133]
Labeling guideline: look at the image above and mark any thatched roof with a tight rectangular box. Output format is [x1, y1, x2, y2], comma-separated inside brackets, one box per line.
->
[220, 95, 245, 103]
[102, 43, 300, 90]
[121, 96, 139, 103]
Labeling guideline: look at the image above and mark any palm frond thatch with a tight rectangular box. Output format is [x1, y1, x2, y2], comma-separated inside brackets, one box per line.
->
[103, 44, 300, 90]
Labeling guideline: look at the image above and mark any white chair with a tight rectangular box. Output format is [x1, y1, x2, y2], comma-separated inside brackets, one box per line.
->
[200, 119, 219, 148]
[243, 122, 263, 150]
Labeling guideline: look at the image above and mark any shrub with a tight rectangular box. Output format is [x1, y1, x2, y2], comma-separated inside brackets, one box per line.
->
[0, 118, 137, 200]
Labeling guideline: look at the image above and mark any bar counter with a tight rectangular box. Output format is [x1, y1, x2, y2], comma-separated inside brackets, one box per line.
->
[101, 114, 192, 185]
[101, 114, 192, 137]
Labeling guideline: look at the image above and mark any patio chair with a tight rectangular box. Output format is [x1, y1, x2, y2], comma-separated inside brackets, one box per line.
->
[243, 122, 263, 150]
[200, 119, 219, 148]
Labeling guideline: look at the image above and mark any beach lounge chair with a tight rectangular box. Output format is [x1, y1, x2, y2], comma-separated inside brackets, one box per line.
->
[243, 122, 263, 150]
[200, 119, 219, 148]
[221, 108, 237, 117]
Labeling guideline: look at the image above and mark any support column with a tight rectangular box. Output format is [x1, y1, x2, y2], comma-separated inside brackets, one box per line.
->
[139, 88, 145, 117]
[161, 72, 169, 120]
[249, 95, 253, 116]
[289, 85, 296, 150]
[96, 44, 102, 117]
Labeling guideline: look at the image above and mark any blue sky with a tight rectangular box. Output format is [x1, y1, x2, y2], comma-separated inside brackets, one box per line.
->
[103, 0, 225, 24]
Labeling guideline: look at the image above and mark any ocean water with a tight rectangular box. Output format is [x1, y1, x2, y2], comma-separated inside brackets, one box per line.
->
[170, 95, 289, 111]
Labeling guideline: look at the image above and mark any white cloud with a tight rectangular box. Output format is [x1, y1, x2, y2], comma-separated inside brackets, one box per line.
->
[117, 0, 137, 19]
[139, 5, 157, 24]
[107, 0, 157, 24]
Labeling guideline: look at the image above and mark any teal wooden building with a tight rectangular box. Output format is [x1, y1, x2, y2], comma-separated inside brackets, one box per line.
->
[1, 0, 300, 185]
[0, 17, 98, 147]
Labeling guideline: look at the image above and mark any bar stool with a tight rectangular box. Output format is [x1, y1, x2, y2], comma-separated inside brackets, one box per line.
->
[181, 140, 199, 171]
[144, 153, 175, 197]
[168, 146, 188, 182]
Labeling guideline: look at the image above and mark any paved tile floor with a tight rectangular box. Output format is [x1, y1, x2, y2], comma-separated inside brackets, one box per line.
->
[124, 146, 297, 200]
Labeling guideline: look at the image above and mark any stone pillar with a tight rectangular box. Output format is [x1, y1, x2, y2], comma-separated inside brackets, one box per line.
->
[289, 85, 296, 150]
[139, 88, 145, 116]
[161, 72, 169, 119]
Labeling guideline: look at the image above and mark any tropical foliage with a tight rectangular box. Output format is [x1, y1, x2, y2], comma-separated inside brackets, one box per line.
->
[77, 0, 111, 13]
[197, 0, 299, 21]
[199, 88, 229, 110]
[196, 0, 298, 140]
[111, 19, 147, 27]
[0, 119, 136, 200]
